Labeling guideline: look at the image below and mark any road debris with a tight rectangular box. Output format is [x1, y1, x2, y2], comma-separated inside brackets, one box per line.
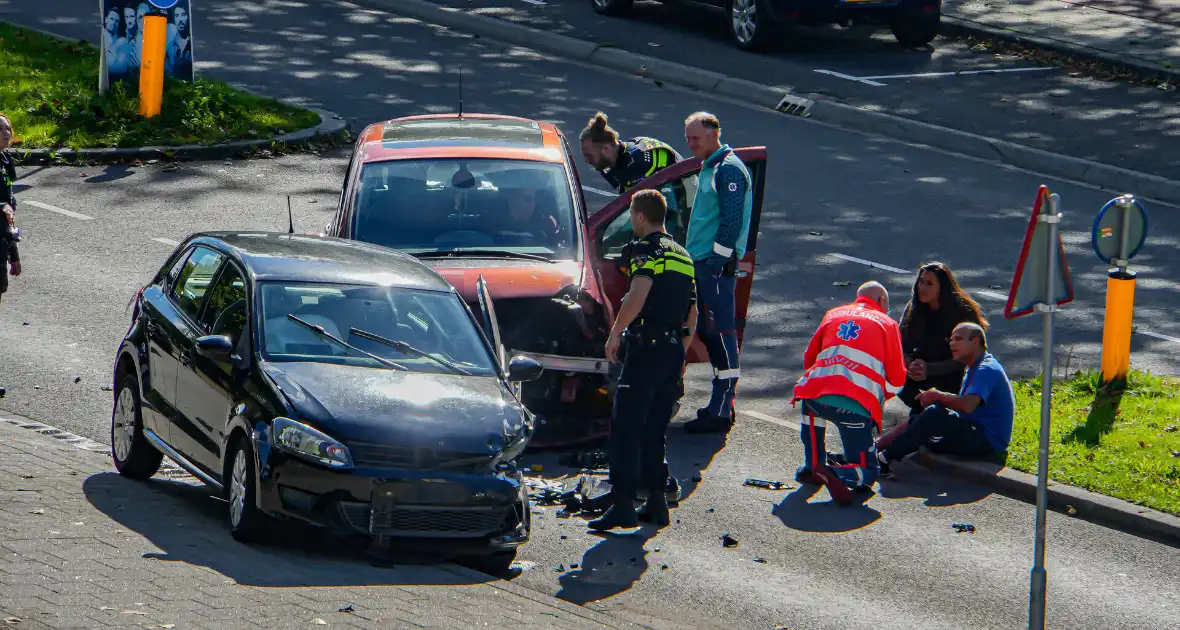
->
[311, 619, 327, 625]
[753, 557, 768, 563]
[3, 617, 21, 626]
[833, 281, 851, 287]
[560, 449, 609, 470]
[74, 376, 82, 383]
[720, 533, 740, 547]
[744, 478, 792, 491]
[952, 523, 976, 534]
[1066, 505, 1079, 516]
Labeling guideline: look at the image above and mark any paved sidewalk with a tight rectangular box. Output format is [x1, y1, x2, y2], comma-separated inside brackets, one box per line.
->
[0, 415, 643, 630]
[943, 0, 1180, 79]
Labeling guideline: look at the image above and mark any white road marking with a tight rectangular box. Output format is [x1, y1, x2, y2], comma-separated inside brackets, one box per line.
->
[583, 185, 616, 198]
[859, 67, 1057, 81]
[22, 199, 94, 221]
[520, 0, 546, 4]
[1140, 330, 1180, 344]
[830, 253, 911, 275]
[813, 69, 885, 87]
[740, 409, 800, 432]
[977, 290, 1008, 301]
[152, 237, 180, 247]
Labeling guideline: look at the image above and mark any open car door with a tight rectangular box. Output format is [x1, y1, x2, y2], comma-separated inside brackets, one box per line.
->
[475, 274, 508, 375]
[586, 147, 768, 364]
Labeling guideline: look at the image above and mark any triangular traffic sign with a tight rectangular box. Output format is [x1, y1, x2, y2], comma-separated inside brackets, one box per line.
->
[1003, 185, 1076, 319]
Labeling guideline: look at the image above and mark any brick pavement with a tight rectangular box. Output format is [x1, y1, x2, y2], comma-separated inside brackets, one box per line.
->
[0, 415, 645, 630]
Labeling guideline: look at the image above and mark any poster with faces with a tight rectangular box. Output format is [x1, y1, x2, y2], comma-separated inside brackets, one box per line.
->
[99, 0, 194, 93]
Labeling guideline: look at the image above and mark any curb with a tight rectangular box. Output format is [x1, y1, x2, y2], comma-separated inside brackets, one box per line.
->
[370, 0, 1180, 207]
[10, 107, 349, 165]
[916, 449, 1180, 547]
[939, 15, 1180, 85]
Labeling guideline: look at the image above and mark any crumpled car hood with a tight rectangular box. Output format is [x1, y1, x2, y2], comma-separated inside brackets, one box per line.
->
[424, 259, 585, 301]
[261, 361, 527, 457]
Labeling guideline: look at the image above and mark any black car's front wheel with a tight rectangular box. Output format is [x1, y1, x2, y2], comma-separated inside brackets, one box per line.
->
[110, 373, 163, 480]
[226, 436, 269, 543]
[727, 0, 775, 51]
[592, 0, 634, 16]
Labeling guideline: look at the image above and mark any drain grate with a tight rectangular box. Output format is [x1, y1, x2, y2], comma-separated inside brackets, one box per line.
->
[776, 93, 815, 117]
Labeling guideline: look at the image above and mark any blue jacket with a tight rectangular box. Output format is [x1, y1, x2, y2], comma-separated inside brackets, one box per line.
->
[685, 145, 752, 263]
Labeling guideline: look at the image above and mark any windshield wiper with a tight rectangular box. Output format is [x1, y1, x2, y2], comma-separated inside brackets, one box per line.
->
[348, 327, 472, 376]
[286, 315, 409, 371]
[414, 248, 552, 262]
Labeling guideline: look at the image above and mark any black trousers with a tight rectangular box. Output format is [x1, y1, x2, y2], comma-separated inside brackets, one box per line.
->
[881, 404, 995, 462]
[608, 334, 685, 501]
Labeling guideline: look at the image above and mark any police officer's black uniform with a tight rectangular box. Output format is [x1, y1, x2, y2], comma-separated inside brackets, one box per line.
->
[599, 137, 681, 194]
[589, 231, 696, 530]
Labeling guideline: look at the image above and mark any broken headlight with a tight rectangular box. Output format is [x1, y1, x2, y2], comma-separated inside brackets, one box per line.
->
[272, 417, 354, 469]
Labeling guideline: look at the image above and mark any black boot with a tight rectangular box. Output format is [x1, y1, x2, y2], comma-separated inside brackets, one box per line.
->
[588, 495, 639, 531]
[637, 494, 670, 526]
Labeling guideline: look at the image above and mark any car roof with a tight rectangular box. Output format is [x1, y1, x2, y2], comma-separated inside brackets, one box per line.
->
[357, 113, 567, 164]
[182, 232, 456, 291]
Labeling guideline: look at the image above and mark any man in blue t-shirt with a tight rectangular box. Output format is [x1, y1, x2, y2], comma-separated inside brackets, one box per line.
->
[875, 322, 1014, 475]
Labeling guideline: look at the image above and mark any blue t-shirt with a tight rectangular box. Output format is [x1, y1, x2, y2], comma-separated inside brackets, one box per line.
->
[959, 353, 1016, 451]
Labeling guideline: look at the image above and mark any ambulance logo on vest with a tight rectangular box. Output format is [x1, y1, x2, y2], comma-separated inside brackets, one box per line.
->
[727, 182, 738, 192]
[836, 320, 861, 341]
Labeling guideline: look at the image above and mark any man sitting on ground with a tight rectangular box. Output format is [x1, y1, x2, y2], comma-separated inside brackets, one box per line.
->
[875, 322, 1015, 477]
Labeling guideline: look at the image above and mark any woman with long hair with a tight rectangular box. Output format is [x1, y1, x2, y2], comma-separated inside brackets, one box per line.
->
[0, 113, 22, 304]
[896, 261, 988, 414]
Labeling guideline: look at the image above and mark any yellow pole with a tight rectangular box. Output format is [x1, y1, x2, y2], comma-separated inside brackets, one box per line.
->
[139, 14, 167, 118]
[1100, 269, 1136, 382]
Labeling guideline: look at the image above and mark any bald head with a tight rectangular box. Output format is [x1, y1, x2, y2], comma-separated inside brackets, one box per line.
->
[857, 281, 889, 311]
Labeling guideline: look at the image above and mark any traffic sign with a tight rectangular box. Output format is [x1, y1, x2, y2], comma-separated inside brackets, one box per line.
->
[148, 0, 180, 9]
[1091, 195, 1148, 267]
[1003, 185, 1076, 320]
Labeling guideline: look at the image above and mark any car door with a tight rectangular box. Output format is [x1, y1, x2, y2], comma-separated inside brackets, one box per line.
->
[585, 147, 768, 362]
[174, 260, 251, 478]
[138, 247, 198, 440]
[163, 246, 227, 471]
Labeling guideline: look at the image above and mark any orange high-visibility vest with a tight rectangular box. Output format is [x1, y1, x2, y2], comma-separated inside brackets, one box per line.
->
[791, 296, 908, 429]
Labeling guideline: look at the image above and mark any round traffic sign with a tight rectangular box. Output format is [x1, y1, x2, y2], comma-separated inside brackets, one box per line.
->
[148, 0, 180, 9]
[1091, 195, 1148, 265]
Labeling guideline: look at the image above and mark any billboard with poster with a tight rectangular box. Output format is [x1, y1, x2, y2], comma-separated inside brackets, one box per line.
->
[99, 0, 194, 93]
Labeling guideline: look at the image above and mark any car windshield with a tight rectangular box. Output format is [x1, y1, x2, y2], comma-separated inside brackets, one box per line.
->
[351, 158, 579, 260]
[258, 282, 497, 377]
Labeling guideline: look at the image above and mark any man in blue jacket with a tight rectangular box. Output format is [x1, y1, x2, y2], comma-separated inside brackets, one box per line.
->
[681, 112, 753, 434]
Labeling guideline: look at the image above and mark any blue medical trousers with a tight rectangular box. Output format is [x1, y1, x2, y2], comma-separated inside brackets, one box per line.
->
[694, 261, 739, 418]
[608, 334, 685, 501]
[798, 399, 880, 490]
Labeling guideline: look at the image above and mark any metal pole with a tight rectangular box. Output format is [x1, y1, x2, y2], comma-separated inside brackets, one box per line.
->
[1028, 193, 1060, 630]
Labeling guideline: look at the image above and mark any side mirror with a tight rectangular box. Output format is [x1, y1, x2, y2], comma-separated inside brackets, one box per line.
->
[506, 355, 543, 382]
[196, 335, 235, 362]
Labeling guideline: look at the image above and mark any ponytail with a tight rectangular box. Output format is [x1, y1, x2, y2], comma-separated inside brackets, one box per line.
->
[580, 111, 618, 145]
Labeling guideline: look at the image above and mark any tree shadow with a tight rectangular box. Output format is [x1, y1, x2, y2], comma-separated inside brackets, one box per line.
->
[1064, 387, 1124, 447]
[82, 471, 495, 587]
[84, 164, 136, 184]
[771, 483, 882, 533]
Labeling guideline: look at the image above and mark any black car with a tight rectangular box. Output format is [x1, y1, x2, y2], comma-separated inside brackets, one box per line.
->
[108, 232, 545, 573]
[593, 0, 941, 51]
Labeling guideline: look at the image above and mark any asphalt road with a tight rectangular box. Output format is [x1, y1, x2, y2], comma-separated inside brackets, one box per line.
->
[412, 0, 1180, 183]
[2, 1, 1179, 628]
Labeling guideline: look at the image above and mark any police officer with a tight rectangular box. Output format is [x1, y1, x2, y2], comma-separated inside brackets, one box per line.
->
[589, 189, 697, 531]
[681, 111, 752, 435]
[579, 111, 689, 233]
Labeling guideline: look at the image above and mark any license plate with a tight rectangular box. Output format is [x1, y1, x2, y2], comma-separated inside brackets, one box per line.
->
[374, 481, 469, 506]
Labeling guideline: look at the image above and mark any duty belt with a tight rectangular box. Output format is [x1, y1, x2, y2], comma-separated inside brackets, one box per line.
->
[623, 325, 685, 349]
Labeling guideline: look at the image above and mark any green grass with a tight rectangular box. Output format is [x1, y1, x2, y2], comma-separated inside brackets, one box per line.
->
[1008, 368, 1180, 517]
[0, 21, 321, 152]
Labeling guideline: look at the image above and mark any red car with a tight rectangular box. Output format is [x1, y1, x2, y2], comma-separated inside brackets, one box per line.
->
[324, 113, 768, 447]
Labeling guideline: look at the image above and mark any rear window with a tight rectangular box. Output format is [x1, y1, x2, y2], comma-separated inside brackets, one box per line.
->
[351, 158, 579, 260]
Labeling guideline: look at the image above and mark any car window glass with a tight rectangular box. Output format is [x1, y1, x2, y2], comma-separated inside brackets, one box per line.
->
[258, 282, 497, 377]
[352, 157, 579, 261]
[201, 264, 248, 348]
[600, 171, 698, 259]
[172, 247, 225, 322]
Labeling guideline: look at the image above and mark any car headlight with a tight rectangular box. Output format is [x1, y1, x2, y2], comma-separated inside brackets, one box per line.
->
[272, 417, 353, 469]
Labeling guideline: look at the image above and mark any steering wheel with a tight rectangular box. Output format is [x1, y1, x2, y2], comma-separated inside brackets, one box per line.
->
[434, 230, 495, 246]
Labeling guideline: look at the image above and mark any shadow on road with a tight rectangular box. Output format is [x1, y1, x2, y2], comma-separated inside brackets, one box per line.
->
[875, 468, 995, 508]
[772, 483, 883, 533]
[81, 471, 495, 587]
[554, 526, 661, 606]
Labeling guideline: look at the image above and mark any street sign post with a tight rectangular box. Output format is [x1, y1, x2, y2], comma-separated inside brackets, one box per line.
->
[1003, 184, 1074, 630]
[1092, 194, 1149, 382]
